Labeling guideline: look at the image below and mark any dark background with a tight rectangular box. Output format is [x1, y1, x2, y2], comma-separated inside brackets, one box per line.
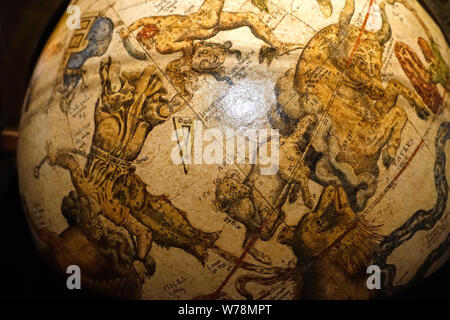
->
[0, 0, 448, 300]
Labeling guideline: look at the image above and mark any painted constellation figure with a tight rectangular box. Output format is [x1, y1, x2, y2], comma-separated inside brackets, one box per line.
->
[227, 0, 436, 299]
[34, 57, 221, 281]
[388, 0, 449, 92]
[214, 114, 317, 265]
[23, 193, 148, 299]
[120, 0, 301, 65]
[18, 0, 449, 301]
[271, 0, 430, 214]
[120, 0, 303, 96]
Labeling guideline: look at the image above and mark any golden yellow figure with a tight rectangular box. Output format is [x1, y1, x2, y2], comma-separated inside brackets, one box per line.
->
[38, 57, 220, 281]
[120, 0, 302, 66]
[18, 0, 450, 300]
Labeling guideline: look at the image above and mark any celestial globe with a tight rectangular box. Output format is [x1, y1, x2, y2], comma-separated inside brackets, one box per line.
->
[18, 0, 450, 299]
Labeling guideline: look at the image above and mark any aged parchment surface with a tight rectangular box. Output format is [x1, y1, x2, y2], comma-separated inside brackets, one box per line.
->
[18, 0, 449, 299]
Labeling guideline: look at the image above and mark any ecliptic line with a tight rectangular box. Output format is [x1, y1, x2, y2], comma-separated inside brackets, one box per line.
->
[299, 76, 450, 300]
[105, 0, 443, 300]
[212, 0, 376, 299]
[107, 1, 300, 297]
[406, 118, 436, 160]
[273, 0, 374, 207]
[263, 0, 382, 204]
[101, 0, 368, 300]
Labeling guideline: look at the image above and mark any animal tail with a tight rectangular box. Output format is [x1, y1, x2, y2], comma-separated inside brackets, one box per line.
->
[330, 217, 383, 277]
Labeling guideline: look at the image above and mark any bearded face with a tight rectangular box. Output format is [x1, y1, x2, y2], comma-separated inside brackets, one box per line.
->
[191, 45, 226, 73]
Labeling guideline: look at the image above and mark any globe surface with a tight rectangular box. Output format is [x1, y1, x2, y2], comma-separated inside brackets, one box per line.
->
[18, 0, 450, 299]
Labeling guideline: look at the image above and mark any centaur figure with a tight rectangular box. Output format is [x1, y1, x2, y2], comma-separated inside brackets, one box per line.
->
[38, 57, 220, 281]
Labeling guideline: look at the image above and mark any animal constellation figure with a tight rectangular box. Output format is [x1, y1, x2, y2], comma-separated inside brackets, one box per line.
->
[36, 57, 220, 281]
[278, 183, 382, 299]
[214, 114, 317, 265]
[272, 0, 430, 213]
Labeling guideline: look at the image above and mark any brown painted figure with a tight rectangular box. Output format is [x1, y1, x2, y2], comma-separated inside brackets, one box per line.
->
[40, 57, 220, 281]
[120, 0, 302, 68]
[214, 114, 317, 265]
[278, 184, 382, 299]
[272, 0, 430, 214]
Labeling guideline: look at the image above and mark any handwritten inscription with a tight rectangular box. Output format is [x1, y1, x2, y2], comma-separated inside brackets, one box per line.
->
[74, 123, 90, 150]
[223, 216, 242, 230]
[426, 220, 448, 248]
[394, 138, 414, 168]
[163, 276, 186, 298]
[258, 281, 294, 300]
[206, 259, 232, 276]
[155, 0, 178, 13]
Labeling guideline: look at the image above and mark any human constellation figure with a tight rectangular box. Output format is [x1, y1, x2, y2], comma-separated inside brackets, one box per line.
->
[119, 0, 302, 66]
[388, 0, 449, 91]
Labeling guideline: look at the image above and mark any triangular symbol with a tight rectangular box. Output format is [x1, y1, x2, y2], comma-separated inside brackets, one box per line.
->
[173, 117, 196, 174]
